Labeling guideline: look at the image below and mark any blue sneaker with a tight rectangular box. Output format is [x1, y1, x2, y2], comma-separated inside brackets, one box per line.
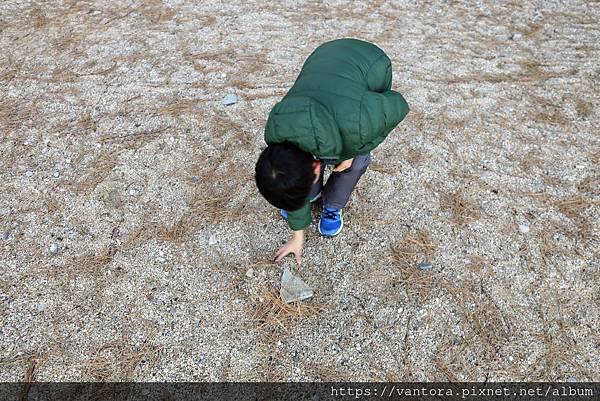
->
[319, 207, 343, 237]
[280, 192, 321, 220]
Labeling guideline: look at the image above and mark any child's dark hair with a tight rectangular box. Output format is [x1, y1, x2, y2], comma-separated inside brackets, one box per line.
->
[255, 142, 315, 211]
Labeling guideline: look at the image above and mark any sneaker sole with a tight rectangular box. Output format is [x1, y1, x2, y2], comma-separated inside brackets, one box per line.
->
[318, 210, 343, 237]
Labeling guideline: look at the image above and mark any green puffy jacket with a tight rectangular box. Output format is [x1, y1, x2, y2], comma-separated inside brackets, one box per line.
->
[264, 38, 409, 230]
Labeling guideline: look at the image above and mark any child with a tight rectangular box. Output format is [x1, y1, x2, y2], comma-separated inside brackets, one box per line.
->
[255, 38, 409, 264]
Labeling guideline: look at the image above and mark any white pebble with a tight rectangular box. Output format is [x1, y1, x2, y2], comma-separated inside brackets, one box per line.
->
[49, 243, 59, 254]
[245, 268, 254, 278]
[25, 171, 34, 177]
[222, 93, 238, 106]
[208, 235, 217, 245]
[53, 172, 60, 178]
[519, 224, 530, 234]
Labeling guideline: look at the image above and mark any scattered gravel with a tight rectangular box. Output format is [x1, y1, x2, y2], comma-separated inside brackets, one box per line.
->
[0, 0, 598, 382]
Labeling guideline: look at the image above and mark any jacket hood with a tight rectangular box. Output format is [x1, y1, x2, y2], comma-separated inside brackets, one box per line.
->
[264, 95, 342, 160]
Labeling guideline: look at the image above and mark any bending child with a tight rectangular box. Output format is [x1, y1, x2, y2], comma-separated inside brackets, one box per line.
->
[255, 38, 409, 264]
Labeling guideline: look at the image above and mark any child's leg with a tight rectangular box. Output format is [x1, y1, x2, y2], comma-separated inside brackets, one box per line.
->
[308, 160, 325, 200]
[322, 153, 371, 209]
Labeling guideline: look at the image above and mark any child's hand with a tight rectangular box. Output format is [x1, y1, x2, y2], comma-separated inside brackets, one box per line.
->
[332, 158, 354, 172]
[274, 230, 304, 265]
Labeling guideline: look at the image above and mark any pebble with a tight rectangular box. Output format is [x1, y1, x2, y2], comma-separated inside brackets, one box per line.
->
[519, 224, 530, 234]
[129, 188, 137, 196]
[49, 243, 59, 254]
[53, 172, 60, 178]
[417, 261, 433, 271]
[1, 232, 9, 240]
[222, 93, 238, 106]
[25, 171, 34, 177]
[245, 268, 254, 278]
[208, 235, 217, 245]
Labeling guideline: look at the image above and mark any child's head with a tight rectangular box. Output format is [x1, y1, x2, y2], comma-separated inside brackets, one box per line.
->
[255, 142, 319, 211]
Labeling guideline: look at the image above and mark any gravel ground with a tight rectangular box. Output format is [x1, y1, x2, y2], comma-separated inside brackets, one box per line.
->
[1, 0, 599, 381]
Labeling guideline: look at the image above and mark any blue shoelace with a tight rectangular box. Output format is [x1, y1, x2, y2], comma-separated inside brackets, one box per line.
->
[322, 208, 339, 220]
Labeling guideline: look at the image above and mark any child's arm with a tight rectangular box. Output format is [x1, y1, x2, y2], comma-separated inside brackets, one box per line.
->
[274, 202, 311, 264]
[274, 230, 304, 265]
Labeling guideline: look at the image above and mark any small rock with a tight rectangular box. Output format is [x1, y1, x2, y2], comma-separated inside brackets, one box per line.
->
[1, 232, 9, 240]
[168, 307, 176, 315]
[49, 243, 59, 254]
[53, 172, 60, 178]
[129, 188, 137, 196]
[280, 267, 313, 303]
[208, 235, 217, 245]
[245, 268, 254, 278]
[25, 171, 34, 177]
[222, 93, 238, 106]
[417, 261, 433, 271]
[519, 224, 530, 234]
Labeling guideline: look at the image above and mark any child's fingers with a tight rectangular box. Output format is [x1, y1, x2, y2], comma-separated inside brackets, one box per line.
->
[294, 252, 302, 265]
[274, 247, 288, 262]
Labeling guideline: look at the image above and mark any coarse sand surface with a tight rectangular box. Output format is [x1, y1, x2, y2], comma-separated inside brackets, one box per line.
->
[1, 0, 599, 381]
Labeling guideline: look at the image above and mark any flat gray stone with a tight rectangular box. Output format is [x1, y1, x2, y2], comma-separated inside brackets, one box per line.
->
[280, 267, 313, 303]
[417, 261, 432, 271]
[222, 93, 238, 106]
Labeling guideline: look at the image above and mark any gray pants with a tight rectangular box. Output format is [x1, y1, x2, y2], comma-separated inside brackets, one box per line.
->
[308, 153, 372, 209]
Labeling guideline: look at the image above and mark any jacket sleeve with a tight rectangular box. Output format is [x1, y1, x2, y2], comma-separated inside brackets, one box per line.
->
[286, 201, 311, 231]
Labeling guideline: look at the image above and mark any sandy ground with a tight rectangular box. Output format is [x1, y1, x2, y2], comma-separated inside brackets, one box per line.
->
[1, 0, 599, 382]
